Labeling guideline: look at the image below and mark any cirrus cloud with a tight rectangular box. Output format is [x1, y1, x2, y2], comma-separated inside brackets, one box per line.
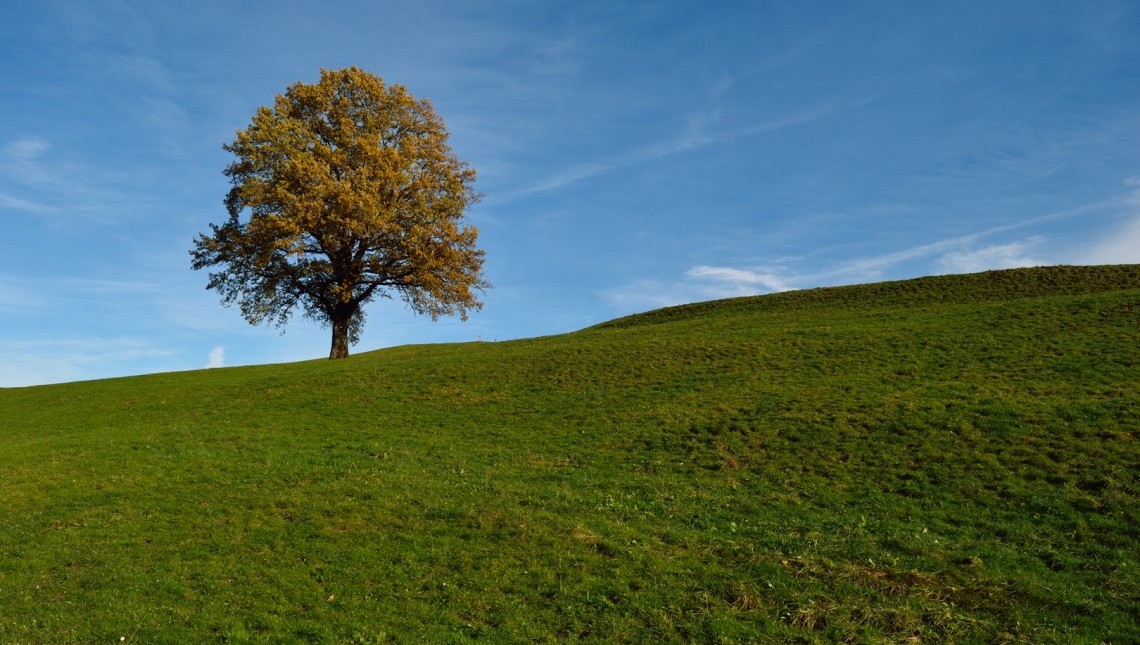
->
[686, 265, 794, 294]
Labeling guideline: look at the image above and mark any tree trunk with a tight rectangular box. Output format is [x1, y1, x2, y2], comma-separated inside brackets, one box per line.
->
[329, 309, 352, 359]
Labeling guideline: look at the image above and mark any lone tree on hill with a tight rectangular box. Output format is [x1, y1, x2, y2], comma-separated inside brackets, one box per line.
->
[192, 67, 487, 359]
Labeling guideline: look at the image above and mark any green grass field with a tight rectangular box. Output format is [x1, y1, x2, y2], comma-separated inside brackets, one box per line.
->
[2, 265, 1138, 644]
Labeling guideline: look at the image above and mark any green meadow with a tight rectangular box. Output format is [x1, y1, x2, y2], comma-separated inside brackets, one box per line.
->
[1, 265, 1137, 644]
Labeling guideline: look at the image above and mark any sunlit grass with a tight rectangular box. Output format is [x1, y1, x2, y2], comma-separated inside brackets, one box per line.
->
[1, 265, 1137, 643]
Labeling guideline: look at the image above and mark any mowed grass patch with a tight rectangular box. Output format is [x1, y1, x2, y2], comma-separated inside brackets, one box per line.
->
[1, 265, 1138, 643]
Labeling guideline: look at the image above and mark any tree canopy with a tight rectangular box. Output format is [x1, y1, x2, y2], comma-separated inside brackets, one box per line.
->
[191, 67, 487, 358]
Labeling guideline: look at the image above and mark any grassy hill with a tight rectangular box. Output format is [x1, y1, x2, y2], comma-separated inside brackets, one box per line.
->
[1, 265, 1138, 644]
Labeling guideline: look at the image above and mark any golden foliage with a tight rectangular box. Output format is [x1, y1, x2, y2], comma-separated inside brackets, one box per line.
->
[192, 67, 487, 358]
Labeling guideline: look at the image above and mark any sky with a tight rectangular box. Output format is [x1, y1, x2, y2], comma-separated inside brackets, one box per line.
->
[2, 1, 1139, 387]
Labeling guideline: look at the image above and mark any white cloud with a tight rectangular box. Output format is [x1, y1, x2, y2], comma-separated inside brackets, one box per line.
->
[601, 200, 1112, 316]
[819, 198, 1119, 282]
[602, 264, 795, 313]
[687, 265, 794, 293]
[205, 345, 225, 369]
[4, 136, 51, 159]
[937, 240, 1046, 274]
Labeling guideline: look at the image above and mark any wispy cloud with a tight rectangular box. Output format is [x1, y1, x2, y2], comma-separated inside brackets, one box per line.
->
[1079, 178, 1140, 265]
[603, 191, 1133, 314]
[739, 98, 866, 138]
[1, 136, 57, 205]
[1081, 214, 1140, 265]
[602, 264, 795, 312]
[938, 240, 1045, 273]
[0, 336, 177, 388]
[101, 53, 195, 159]
[0, 135, 127, 222]
[490, 92, 856, 204]
[602, 278, 693, 311]
[4, 136, 51, 165]
[815, 197, 1121, 283]
[0, 278, 48, 314]
[0, 189, 53, 214]
[687, 266, 793, 294]
[0, 274, 164, 324]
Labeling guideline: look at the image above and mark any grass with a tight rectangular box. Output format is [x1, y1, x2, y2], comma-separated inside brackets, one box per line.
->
[1, 264, 1138, 643]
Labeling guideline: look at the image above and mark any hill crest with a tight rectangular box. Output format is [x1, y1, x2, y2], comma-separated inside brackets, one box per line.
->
[591, 264, 1140, 331]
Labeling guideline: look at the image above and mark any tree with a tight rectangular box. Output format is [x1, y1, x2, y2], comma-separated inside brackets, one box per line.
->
[191, 67, 487, 359]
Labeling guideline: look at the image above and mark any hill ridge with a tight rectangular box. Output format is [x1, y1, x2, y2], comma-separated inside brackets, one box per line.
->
[591, 264, 1140, 330]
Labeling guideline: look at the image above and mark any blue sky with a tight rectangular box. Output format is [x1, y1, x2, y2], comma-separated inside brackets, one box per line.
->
[2, 1, 1139, 387]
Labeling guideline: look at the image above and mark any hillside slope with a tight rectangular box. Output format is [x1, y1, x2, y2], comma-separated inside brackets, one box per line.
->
[1, 265, 1138, 643]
